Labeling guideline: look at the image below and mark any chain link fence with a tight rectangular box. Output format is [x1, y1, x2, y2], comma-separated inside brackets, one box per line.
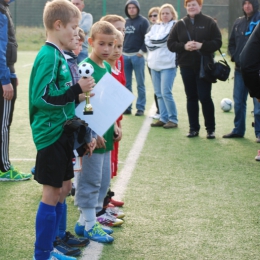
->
[9, 0, 235, 30]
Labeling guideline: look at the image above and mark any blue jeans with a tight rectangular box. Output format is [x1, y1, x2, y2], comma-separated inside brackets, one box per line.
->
[232, 69, 248, 136]
[151, 68, 178, 124]
[123, 55, 146, 111]
[253, 98, 260, 137]
[180, 67, 215, 132]
[77, 49, 88, 64]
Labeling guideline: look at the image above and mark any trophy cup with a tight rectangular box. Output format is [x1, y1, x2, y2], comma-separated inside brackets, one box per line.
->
[78, 62, 94, 115]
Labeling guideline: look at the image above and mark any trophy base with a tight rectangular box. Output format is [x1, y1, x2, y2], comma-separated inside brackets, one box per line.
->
[83, 110, 93, 115]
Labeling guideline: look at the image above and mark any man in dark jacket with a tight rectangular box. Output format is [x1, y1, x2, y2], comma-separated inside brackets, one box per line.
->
[223, 0, 260, 142]
[123, 0, 149, 116]
[0, 0, 32, 181]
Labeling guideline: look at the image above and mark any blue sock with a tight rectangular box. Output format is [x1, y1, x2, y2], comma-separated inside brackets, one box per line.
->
[53, 202, 64, 241]
[58, 200, 67, 239]
[34, 202, 56, 260]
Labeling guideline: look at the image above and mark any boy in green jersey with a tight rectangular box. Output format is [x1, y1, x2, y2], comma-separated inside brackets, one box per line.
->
[29, 1, 95, 259]
[74, 21, 124, 243]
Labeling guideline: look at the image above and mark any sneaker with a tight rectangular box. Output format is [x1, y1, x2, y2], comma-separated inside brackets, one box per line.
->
[0, 165, 32, 181]
[51, 248, 77, 260]
[110, 198, 124, 207]
[207, 132, 215, 139]
[61, 231, 89, 247]
[70, 182, 75, 196]
[163, 121, 178, 129]
[222, 132, 243, 138]
[186, 131, 199, 138]
[151, 120, 165, 127]
[123, 109, 131, 115]
[53, 237, 81, 256]
[84, 222, 114, 243]
[256, 136, 260, 143]
[106, 207, 125, 219]
[33, 256, 58, 260]
[135, 110, 144, 116]
[74, 222, 113, 236]
[151, 113, 160, 120]
[96, 212, 124, 227]
[255, 150, 260, 161]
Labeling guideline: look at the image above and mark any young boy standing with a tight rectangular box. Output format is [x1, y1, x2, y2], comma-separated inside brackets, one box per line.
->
[74, 21, 123, 244]
[29, 1, 95, 259]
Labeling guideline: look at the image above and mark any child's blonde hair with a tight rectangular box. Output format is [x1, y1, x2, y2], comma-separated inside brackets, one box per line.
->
[43, 0, 81, 30]
[100, 14, 126, 24]
[78, 27, 85, 42]
[115, 29, 124, 43]
[158, 4, 178, 22]
[90, 21, 117, 40]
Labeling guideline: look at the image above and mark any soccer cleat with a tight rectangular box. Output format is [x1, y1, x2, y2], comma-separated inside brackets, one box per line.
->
[50, 248, 77, 260]
[110, 198, 124, 207]
[74, 222, 113, 236]
[255, 150, 260, 161]
[84, 223, 114, 243]
[0, 165, 32, 181]
[61, 231, 89, 247]
[96, 212, 124, 227]
[106, 207, 125, 219]
[53, 237, 81, 256]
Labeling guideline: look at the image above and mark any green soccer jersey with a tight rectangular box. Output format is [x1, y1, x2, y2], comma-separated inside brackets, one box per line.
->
[83, 57, 114, 153]
[29, 43, 78, 151]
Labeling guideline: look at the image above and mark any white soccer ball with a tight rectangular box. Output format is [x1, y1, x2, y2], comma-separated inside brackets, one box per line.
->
[220, 98, 233, 112]
[78, 62, 94, 77]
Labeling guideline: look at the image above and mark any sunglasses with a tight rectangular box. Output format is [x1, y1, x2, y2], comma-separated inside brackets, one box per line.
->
[149, 14, 158, 18]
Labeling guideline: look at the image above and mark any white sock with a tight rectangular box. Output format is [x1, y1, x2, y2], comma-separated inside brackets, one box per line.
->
[77, 209, 86, 226]
[81, 207, 96, 231]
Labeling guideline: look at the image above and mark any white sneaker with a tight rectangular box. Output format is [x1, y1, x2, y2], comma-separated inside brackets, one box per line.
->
[106, 207, 125, 219]
[255, 150, 260, 161]
[96, 212, 124, 227]
[151, 113, 160, 120]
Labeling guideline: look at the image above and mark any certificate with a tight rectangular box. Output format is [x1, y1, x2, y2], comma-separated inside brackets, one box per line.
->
[75, 72, 135, 137]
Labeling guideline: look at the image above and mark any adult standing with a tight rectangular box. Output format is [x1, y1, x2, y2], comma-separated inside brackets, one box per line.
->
[71, 0, 93, 63]
[167, 0, 222, 139]
[145, 4, 178, 129]
[123, 0, 149, 116]
[0, 0, 32, 181]
[222, 0, 260, 141]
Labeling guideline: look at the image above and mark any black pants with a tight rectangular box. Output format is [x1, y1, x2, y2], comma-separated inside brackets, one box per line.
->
[0, 78, 17, 172]
[180, 67, 215, 132]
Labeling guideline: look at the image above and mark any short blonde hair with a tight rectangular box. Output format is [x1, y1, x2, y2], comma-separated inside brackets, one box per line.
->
[43, 0, 81, 30]
[115, 29, 124, 42]
[100, 14, 126, 24]
[184, 0, 203, 7]
[90, 21, 117, 40]
[148, 7, 160, 17]
[158, 4, 178, 22]
[78, 27, 85, 42]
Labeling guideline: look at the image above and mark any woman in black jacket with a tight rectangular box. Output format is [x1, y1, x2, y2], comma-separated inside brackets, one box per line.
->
[167, 0, 222, 139]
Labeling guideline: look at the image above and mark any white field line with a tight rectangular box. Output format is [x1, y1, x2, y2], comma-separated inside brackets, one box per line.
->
[10, 158, 35, 161]
[22, 63, 33, 67]
[80, 104, 155, 260]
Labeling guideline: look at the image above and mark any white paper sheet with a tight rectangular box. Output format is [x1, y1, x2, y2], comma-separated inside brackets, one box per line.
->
[75, 72, 135, 137]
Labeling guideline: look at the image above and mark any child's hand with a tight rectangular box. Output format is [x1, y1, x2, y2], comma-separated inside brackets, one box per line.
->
[114, 123, 122, 142]
[78, 76, 95, 93]
[85, 138, 97, 157]
[96, 135, 106, 149]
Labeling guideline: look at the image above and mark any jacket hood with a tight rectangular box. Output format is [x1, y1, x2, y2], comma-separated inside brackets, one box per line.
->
[125, 0, 140, 18]
[0, 0, 15, 5]
[242, 0, 259, 16]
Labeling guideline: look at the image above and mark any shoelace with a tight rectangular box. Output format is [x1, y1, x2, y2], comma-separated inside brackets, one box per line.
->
[92, 223, 107, 236]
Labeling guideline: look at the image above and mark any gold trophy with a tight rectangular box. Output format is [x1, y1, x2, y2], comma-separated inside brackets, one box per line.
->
[78, 62, 94, 115]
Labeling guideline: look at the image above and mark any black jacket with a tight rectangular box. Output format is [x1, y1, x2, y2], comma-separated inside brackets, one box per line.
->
[240, 23, 260, 98]
[167, 12, 222, 68]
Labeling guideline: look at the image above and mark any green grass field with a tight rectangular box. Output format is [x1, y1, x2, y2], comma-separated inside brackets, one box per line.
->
[1, 38, 260, 259]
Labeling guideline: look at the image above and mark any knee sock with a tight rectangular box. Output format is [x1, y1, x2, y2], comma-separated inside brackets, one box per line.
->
[34, 202, 56, 260]
[53, 202, 64, 241]
[58, 201, 67, 239]
[81, 207, 96, 231]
